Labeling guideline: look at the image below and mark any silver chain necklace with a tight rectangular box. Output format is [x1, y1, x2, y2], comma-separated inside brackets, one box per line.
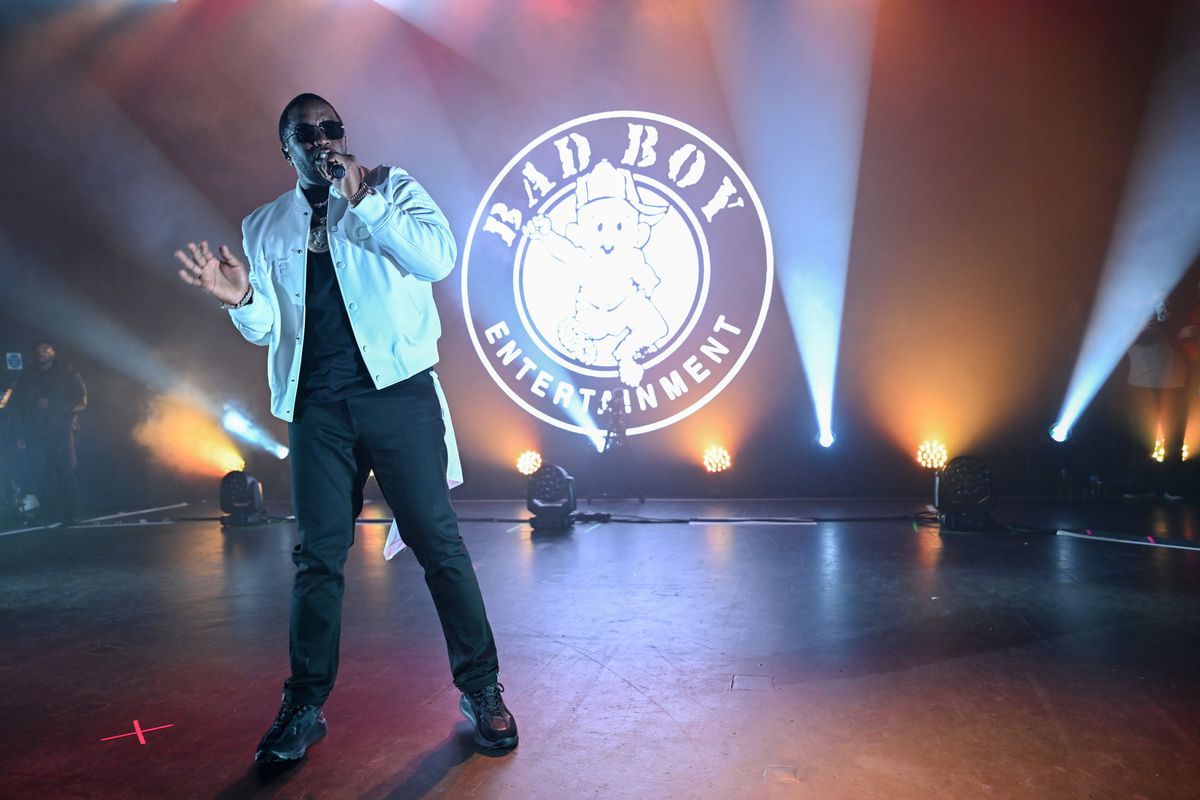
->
[308, 197, 330, 254]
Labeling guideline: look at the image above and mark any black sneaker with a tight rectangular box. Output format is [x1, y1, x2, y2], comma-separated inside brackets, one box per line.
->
[459, 682, 518, 750]
[254, 698, 327, 762]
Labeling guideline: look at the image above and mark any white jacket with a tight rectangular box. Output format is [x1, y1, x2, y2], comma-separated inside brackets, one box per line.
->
[228, 165, 463, 484]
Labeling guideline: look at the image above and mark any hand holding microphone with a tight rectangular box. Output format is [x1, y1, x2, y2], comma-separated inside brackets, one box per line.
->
[316, 149, 363, 200]
[316, 149, 345, 179]
[320, 151, 346, 179]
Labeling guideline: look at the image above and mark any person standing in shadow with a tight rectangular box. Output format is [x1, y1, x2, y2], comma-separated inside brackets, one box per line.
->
[12, 341, 87, 524]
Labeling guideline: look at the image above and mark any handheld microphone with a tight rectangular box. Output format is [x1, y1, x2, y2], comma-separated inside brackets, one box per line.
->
[317, 150, 346, 180]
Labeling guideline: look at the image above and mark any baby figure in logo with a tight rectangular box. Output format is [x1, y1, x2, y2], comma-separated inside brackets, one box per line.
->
[524, 159, 669, 387]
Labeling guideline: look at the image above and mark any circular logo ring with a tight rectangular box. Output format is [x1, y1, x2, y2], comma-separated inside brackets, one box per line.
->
[463, 110, 773, 438]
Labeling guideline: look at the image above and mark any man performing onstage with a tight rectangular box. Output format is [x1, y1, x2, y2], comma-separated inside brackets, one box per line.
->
[174, 93, 517, 762]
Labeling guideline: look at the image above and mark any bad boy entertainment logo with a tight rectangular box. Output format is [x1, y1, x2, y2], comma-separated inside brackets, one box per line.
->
[463, 111, 773, 437]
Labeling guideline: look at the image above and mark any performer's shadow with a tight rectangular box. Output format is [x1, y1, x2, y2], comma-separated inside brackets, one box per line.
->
[212, 724, 499, 799]
[374, 727, 490, 799]
[213, 758, 304, 799]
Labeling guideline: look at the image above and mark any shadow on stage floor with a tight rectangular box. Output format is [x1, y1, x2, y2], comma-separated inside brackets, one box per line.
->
[2, 497, 1198, 799]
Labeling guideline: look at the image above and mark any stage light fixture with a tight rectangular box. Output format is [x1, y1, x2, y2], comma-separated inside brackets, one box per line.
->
[703, 445, 732, 473]
[1152, 437, 1166, 463]
[526, 463, 576, 531]
[934, 456, 996, 531]
[916, 440, 948, 471]
[817, 431, 836, 448]
[1049, 423, 1069, 443]
[219, 470, 267, 528]
[1183, 443, 1190, 462]
[516, 450, 542, 476]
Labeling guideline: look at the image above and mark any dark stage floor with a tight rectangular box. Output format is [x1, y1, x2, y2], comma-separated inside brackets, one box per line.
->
[3, 497, 1200, 799]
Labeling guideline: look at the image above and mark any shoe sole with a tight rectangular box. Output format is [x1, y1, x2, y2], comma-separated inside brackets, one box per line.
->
[459, 695, 519, 751]
[254, 717, 328, 762]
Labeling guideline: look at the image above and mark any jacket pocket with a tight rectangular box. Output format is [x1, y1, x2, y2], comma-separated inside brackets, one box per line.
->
[271, 256, 303, 305]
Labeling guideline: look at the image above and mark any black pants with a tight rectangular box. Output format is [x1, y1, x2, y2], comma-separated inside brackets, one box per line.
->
[25, 428, 79, 523]
[283, 372, 498, 706]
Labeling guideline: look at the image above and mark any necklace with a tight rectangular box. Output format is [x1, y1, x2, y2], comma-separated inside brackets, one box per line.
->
[307, 197, 330, 253]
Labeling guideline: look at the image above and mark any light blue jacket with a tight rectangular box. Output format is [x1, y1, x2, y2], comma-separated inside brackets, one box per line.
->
[229, 165, 463, 484]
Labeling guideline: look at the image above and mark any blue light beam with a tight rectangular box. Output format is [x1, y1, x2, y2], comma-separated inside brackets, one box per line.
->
[221, 406, 290, 460]
[701, 0, 878, 448]
[1053, 15, 1200, 440]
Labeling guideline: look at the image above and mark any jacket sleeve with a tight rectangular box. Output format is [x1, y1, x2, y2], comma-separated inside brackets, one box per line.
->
[66, 368, 87, 414]
[347, 169, 457, 282]
[228, 221, 276, 346]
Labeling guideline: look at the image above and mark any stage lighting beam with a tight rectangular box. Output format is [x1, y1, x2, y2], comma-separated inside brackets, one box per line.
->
[221, 405, 289, 461]
[701, 0, 877, 451]
[1053, 14, 1200, 440]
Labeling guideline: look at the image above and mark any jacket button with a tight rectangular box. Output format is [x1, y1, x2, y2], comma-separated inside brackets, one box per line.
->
[361, 344, 368, 352]
[349, 302, 358, 311]
[336, 262, 345, 269]
[330, 225, 337, 233]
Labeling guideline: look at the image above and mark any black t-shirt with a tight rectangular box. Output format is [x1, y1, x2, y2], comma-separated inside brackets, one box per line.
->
[296, 184, 376, 407]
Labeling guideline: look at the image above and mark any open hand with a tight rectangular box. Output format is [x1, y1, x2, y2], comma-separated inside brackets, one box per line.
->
[175, 241, 250, 306]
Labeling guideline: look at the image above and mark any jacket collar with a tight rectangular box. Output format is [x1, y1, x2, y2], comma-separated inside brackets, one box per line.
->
[288, 167, 384, 209]
[290, 181, 347, 220]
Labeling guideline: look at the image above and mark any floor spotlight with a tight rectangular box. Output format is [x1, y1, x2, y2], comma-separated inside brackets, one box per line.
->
[219, 470, 267, 528]
[516, 450, 543, 476]
[703, 445, 732, 474]
[916, 440, 948, 471]
[1049, 423, 1069, 443]
[934, 456, 996, 531]
[526, 463, 576, 531]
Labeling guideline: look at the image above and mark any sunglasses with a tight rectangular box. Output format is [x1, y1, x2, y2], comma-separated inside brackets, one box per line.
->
[286, 120, 346, 144]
